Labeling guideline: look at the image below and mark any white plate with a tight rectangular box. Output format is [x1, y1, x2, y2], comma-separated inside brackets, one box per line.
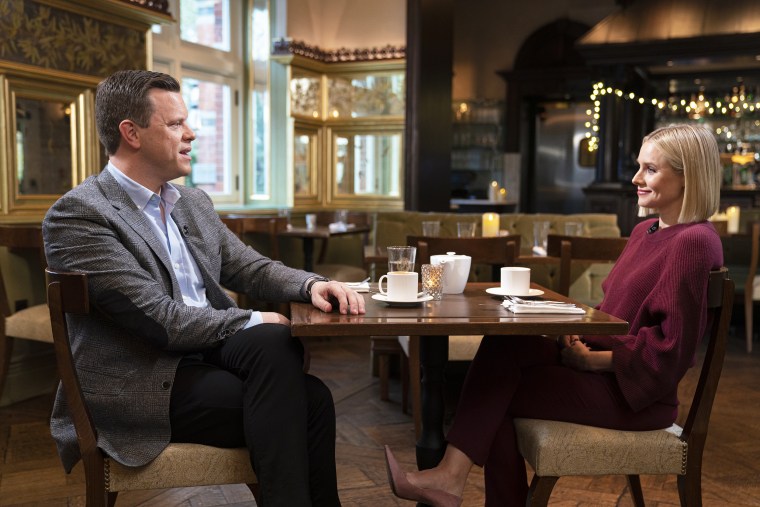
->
[486, 287, 545, 297]
[372, 293, 433, 307]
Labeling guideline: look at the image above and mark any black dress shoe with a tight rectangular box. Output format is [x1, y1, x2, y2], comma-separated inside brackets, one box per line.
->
[384, 445, 462, 507]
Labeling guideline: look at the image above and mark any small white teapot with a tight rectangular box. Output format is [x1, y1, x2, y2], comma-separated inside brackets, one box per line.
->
[430, 251, 471, 294]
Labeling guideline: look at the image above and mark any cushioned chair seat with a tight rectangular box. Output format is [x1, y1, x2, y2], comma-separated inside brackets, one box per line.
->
[5, 304, 52, 342]
[514, 418, 686, 477]
[107, 443, 256, 491]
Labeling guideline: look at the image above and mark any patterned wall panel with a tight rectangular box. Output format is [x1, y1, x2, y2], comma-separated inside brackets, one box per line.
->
[0, 1, 146, 77]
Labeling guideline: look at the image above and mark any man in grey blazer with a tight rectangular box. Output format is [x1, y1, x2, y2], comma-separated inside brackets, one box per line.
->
[43, 70, 365, 506]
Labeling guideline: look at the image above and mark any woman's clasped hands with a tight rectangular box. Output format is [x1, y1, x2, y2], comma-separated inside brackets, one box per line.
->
[558, 334, 612, 372]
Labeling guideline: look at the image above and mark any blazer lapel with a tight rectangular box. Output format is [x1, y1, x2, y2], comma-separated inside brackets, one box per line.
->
[96, 170, 182, 298]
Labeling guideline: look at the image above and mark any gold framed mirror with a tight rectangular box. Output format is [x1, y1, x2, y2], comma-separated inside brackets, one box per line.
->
[0, 72, 99, 217]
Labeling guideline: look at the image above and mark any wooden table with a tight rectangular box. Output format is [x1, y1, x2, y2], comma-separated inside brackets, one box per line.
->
[279, 224, 370, 272]
[290, 282, 629, 470]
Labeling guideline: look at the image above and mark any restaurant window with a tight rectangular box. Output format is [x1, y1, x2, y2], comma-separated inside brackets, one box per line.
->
[180, 0, 230, 51]
[182, 75, 234, 196]
[152, 0, 252, 206]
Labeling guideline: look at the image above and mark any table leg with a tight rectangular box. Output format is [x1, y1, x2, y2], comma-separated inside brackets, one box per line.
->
[302, 237, 315, 272]
[416, 334, 448, 471]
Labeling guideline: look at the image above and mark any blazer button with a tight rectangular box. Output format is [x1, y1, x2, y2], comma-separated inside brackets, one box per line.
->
[162, 381, 171, 390]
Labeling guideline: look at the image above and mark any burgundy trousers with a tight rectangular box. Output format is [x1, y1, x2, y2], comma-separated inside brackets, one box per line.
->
[445, 335, 676, 507]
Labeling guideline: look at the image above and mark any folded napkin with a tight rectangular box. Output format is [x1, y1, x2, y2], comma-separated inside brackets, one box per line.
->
[328, 222, 348, 233]
[502, 300, 585, 314]
[345, 281, 370, 292]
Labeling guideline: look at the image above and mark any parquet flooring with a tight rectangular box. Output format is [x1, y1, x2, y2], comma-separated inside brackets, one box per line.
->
[0, 334, 758, 506]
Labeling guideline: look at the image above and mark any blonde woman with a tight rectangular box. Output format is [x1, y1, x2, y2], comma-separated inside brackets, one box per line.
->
[385, 124, 724, 507]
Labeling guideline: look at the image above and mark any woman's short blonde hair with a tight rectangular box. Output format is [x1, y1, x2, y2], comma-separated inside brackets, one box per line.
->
[638, 124, 721, 223]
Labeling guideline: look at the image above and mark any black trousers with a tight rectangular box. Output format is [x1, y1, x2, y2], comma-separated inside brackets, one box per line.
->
[169, 323, 340, 507]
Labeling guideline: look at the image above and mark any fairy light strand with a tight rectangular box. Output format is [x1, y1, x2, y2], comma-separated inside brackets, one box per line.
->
[586, 81, 760, 152]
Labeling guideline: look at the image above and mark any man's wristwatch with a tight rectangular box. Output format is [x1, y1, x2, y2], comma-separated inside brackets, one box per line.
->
[305, 276, 329, 299]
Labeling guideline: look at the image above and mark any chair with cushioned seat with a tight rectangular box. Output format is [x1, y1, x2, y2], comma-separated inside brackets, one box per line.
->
[313, 211, 371, 282]
[0, 224, 52, 402]
[46, 269, 259, 507]
[514, 267, 734, 506]
[547, 234, 629, 302]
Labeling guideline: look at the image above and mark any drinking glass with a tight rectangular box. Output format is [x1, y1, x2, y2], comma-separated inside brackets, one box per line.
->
[335, 209, 348, 225]
[564, 221, 583, 236]
[457, 222, 476, 238]
[386, 246, 417, 273]
[533, 221, 550, 254]
[305, 213, 317, 230]
[421, 263, 444, 300]
[421, 221, 441, 237]
[277, 208, 291, 229]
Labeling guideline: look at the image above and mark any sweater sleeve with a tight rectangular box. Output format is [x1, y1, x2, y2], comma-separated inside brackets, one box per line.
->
[586, 226, 722, 412]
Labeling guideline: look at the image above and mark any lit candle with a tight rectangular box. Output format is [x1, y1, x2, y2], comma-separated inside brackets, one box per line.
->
[499, 188, 508, 202]
[482, 212, 499, 237]
[726, 206, 740, 234]
[488, 181, 498, 201]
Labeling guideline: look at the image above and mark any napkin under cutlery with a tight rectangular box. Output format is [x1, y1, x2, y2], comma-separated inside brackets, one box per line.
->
[502, 297, 585, 314]
[345, 280, 370, 292]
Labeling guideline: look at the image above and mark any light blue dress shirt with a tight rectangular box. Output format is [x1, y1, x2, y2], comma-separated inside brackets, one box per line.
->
[107, 163, 261, 327]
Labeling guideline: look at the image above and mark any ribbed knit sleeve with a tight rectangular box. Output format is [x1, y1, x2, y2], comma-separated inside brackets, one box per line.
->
[584, 219, 723, 412]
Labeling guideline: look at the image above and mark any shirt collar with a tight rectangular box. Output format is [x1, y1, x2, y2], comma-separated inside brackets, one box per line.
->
[106, 162, 181, 214]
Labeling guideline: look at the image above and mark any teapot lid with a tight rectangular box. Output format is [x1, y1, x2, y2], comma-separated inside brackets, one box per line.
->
[441, 251, 470, 259]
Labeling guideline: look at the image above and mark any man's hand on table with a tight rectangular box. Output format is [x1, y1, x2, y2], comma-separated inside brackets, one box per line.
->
[311, 280, 366, 315]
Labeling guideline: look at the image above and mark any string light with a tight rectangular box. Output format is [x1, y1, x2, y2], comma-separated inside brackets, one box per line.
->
[585, 81, 759, 152]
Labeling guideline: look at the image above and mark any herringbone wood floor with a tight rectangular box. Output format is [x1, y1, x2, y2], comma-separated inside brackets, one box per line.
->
[1, 334, 759, 506]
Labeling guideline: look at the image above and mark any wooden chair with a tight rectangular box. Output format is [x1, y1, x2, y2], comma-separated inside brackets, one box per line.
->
[721, 221, 759, 353]
[45, 269, 259, 507]
[390, 235, 521, 436]
[547, 234, 629, 298]
[313, 211, 371, 282]
[0, 224, 52, 401]
[515, 268, 734, 506]
[219, 214, 288, 260]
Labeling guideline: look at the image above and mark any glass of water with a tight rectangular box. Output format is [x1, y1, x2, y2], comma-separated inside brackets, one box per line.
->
[386, 246, 417, 273]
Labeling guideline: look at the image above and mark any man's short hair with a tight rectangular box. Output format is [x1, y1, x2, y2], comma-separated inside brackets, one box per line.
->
[95, 70, 180, 155]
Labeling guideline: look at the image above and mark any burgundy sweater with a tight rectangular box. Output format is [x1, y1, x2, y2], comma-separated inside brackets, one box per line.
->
[584, 218, 723, 413]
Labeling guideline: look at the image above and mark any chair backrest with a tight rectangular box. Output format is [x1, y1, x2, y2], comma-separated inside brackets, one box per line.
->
[547, 234, 628, 296]
[0, 224, 45, 319]
[720, 221, 760, 298]
[709, 219, 729, 236]
[219, 215, 288, 260]
[408, 235, 521, 282]
[45, 269, 99, 457]
[681, 268, 733, 464]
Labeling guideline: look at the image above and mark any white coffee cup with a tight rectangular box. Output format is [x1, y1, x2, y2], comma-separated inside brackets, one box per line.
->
[430, 252, 471, 294]
[378, 271, 419, 301]
[501, 266, 531, 295]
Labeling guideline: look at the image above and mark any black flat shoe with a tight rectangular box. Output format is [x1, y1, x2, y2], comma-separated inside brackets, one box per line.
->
[384, 445, 462, 507]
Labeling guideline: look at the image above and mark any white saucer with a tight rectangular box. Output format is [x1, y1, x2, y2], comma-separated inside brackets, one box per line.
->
[372, 293, 433, 307]
[486, 287, 545, 297]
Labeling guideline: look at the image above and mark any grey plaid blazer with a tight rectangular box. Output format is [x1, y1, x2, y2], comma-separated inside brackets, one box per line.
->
[43, 169, 313, 472]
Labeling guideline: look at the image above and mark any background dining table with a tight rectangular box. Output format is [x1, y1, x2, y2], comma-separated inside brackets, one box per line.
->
[279, 223, 371, 272]
[290, 282, 629, 470]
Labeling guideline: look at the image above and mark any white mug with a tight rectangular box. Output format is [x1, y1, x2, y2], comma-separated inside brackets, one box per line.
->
[378, 271, 419, 301]
[501, 266, 531, 295]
